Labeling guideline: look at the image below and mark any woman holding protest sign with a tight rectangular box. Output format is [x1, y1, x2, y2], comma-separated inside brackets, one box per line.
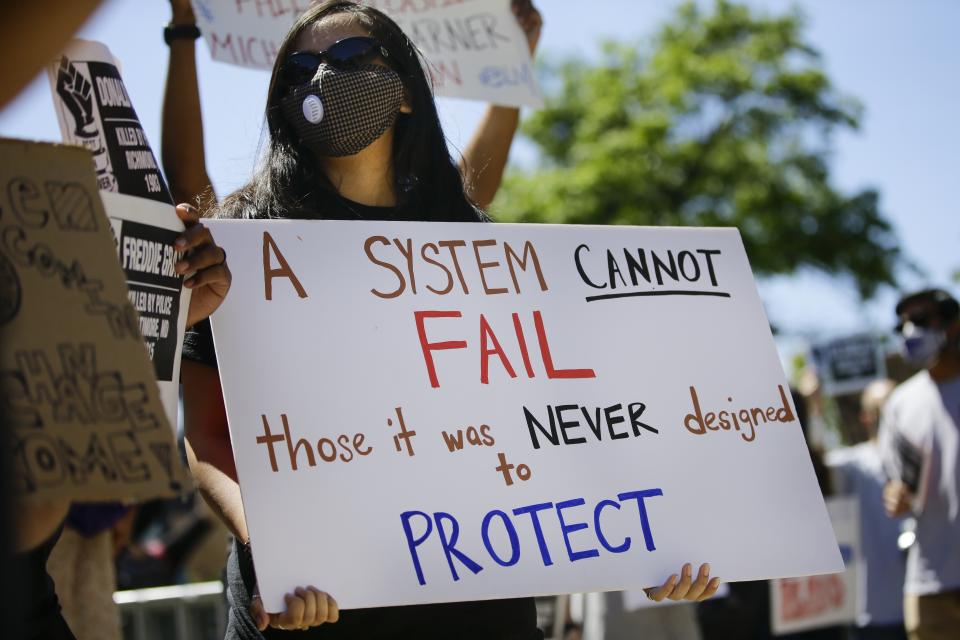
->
[180, 2, 720, 637]
[162, 0, 542, 212]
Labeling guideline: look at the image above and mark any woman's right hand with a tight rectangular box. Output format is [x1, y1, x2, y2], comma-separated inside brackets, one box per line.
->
[883, 479, 913, 517]
[644, 562, 721, 602]
[250, 586, 340, 632]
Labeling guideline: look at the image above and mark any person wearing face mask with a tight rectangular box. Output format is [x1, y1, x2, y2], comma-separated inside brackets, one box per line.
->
[827, 379, 908, 640]
[181, 2, 720, 638]
[878, 288, 960, 640]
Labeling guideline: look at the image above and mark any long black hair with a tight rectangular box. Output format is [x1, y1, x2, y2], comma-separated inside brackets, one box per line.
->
[217, 1, 482, 222]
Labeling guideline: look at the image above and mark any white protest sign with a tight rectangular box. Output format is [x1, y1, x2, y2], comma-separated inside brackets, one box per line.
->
[207, 220, 844, 611]
[47, 40, 191, 427]
[771, 497, 859, 635]
[191, 0, 543, 107]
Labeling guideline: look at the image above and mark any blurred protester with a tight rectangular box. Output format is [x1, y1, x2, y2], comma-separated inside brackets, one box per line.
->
[794, 388, 835, 498]
[797, 367, 839, 451]
[46, 504, 130, 640]
[880, 289, 960, 640]
[11, 501, 76, 640]
[827, 379, 907, 640]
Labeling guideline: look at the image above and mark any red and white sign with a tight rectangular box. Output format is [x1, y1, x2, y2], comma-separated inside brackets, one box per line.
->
[771, 497, 858, 634]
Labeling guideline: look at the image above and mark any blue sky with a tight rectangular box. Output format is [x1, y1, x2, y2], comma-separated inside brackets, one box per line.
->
[2, 0, 957, 347]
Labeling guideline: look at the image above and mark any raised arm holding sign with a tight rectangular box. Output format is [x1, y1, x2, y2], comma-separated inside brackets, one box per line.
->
[458, 0, 543, 209]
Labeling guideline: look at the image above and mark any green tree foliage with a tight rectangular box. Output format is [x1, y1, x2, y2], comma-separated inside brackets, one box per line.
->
[493, 0, 900, 296]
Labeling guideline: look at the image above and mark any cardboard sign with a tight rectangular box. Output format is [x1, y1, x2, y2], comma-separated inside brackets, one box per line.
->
[771, 497, 859, 635]
[191, 0, 543, 107]
[810, 333, 886, 397]
[207, 219, 843, 611]
[47, 40, 191, 426]
[0, 138, 189, 502]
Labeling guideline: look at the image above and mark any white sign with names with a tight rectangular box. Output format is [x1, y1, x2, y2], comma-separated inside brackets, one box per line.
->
[771, 497, 859, 634]
[191, 0, 543, 107]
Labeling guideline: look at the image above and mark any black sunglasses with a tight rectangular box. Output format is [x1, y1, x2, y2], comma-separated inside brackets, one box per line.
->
[895, 313, 933, 334]
[282, 36, 390, 85]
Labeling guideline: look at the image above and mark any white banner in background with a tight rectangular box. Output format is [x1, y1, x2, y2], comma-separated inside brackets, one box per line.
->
[771, 497, 859, 635]
[207, 219, 843, 611]
[191, 0, 543, 107]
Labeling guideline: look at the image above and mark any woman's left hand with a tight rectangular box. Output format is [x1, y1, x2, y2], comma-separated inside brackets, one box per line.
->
[644, 562, 721, 602]
[174, 203, 231, 327]
[250, 586, 339, 632]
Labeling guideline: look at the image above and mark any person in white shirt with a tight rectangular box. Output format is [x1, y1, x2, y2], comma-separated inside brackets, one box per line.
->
[879, 288, 960, 640]
[828, 378, 907, 640]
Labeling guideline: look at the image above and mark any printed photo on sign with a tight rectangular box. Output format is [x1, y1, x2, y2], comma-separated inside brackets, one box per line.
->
[0, 138, 187, 503]
[206, 219, 843, 611]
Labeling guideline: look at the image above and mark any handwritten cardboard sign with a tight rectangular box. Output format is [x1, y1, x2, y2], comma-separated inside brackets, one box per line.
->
[771, 497, 859, 634]
[47, 40, 191, 426]
[208, 219, 843, 611]
[191, 0, 543, 107]
[0, 138, 189, 502]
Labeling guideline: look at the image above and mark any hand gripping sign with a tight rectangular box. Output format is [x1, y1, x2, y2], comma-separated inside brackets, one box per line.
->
[206, 219, 843, 611]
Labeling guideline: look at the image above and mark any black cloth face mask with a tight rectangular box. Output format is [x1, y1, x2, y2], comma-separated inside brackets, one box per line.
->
[281, 63, 405, 157]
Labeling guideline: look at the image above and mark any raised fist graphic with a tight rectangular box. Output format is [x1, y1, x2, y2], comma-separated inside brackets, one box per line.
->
[56, 56, 98, 138]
